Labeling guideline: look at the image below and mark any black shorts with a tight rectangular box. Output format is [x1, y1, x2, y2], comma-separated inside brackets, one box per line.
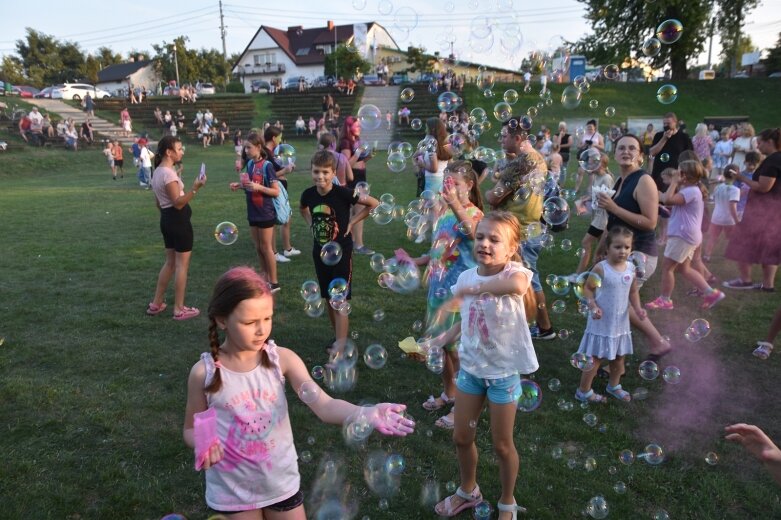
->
[314, 242, 353, 300]
[115, 159, 124, 168]
[249, 219, 276, 229]
[587, 225, 605, 238]
[160, 205, 193, 252]
[347, 168, 366, 190]
[213, 489, 304, 514]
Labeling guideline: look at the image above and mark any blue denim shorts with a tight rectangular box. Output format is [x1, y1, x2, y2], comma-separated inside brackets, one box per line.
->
[456, 369, 521, 404]
[521, 235, 543, 293]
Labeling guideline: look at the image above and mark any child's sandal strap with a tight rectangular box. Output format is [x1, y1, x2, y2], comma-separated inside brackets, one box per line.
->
[455, 485, 480, 500]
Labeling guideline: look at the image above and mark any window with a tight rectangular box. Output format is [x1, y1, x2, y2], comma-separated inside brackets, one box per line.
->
[253, 53, 276, 66]
[295, 47, 310, 56]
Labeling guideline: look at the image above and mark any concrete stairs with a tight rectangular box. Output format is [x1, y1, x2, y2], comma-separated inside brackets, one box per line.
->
[357, 85, 400, 150]
[26, 98, 135, 146]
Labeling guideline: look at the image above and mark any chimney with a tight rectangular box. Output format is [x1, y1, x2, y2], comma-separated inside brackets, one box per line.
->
[288, 25, 304, 33]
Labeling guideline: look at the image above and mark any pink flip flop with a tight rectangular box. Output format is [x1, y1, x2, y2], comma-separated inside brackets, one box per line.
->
[173, 306, 200, 321]
[146, 302, 167, 316]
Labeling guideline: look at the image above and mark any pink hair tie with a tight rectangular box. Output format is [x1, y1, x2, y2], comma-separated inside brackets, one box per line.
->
[214, 360, 224, 369]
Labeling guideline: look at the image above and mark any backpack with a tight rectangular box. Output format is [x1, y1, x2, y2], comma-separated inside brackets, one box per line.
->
[248, 159, 291, 225]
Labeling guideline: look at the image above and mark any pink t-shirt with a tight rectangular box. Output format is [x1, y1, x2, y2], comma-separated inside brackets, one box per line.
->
[151, 166, 183, 209]
[667, 184, 704, 245]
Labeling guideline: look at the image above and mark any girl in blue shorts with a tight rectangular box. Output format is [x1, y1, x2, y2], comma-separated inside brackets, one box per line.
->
[432, 211, 538, 520]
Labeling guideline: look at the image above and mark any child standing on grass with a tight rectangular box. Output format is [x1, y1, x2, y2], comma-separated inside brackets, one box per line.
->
[433, 211, 537, 520]
[735, 152, 762, 221]
[299, 150, 379, 348]
[702, 164, 740, 261]
[576, 226, 645, 403]
[572, 154, 614, 277]
[408, 161, 484, 430]
[547, 143, 563, 185]
[111, 140, 124, 180]
[229, 133, 281, 292]
[646, 160, 726, 311]
[104, 141, 116, 179]
[183, 266, 414, 517]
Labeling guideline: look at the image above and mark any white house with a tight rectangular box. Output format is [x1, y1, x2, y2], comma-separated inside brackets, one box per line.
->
[96, 58, 159, 96]
[232, 21, 400, 92]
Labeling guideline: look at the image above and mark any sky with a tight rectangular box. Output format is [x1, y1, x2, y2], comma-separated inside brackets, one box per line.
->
[1, 0, 779, 72]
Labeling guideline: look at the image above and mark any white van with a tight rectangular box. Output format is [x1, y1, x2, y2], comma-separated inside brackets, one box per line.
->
[699, 70, 716, 80]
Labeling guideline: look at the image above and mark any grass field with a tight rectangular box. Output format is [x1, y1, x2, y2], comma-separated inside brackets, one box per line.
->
[1, 81, 780, 519]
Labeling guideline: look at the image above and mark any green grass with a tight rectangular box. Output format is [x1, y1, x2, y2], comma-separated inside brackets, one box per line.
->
[1, 82, 781, 519]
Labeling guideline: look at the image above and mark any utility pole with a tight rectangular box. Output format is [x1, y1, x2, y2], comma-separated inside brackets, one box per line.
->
[219, 0, 228, 82]
[173, 42, 180, 87]
[707, 17, 715, 70]
[334, 25, 338, 80]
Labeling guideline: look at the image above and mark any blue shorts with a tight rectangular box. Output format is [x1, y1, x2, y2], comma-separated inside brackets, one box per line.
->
[456, 369, 521, 404]
[521, 235, 543, 292]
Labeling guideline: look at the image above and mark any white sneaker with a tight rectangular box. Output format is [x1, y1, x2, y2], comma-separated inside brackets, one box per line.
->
[283, 247, 301, 257]
[275, 253, 291, 263]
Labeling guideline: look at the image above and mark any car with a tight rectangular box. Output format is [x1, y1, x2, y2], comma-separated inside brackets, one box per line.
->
[768, 72, 781, 78]
[312, 75, 335, 88]
[734, 71, 750, 79]
[15, 86, 39, 98]
[361, 74, 385, 86]
[51, 83, 111, 100]
[250, 80, 271, 93]
[284, 76, 311, 90]
[415, 73, 436, 84]
[197, 82, 215, 95]
[390, 73, 408, 85]
[34, 86, 54, 99]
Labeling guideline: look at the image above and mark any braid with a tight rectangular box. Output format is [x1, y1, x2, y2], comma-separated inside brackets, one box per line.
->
[204, 320, 223, 393]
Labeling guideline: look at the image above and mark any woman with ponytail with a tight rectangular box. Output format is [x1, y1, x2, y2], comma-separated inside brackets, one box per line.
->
[146, 136, 206, 320]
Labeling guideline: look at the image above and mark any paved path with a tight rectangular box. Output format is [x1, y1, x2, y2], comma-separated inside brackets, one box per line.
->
[358, 85, 399, 150]
[26, 98, 136, 146]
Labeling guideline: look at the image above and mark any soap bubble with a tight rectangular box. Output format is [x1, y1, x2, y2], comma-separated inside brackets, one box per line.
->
[685, 318, 711, 341]
[320, 241, 343, 266]
[705, 452, 719, 465]
[357, 104, 382, 130]
[589, 99, 599, 109]
[551, 276, 571, 296]
[386, 151, 406, 173]
[654, 510, 671, 520]
[363, 450, 401, 498]
[410, 118, 423, 131]
[300, 450, 312, 463]
[642, 37, 662, 57]
[214, 221, 239, 245]
[371, 205, 394, 225]
[659, 153, 670, 163]
[559, 329, 570, 340]
[437, 91, 462, 113]
[560, 239, 573, 251]
[619, 449, 634, 465]
[503, 89, 519, 105]
[656, 84, 678, 105]
[603, 64, 620, 80]
[300, 280, 321, 302]
[586, 495, 609, 519]
[579, 148, 602, 173]
[640, 443, 665, 465]
[526, 106, 539, 118]
[373, 309, 385, 322]
[370, 253, 386, 273]
[364, 344, 387, 369]
[583, 413, 598, 427]
[353, 0, 366, 9]
[298, 381, 321, 404]
[573, 271, 602, 301]
[656, 19, 683, 44]
[426, 346, 445, 374]
[305, 299, 325, 318]
[604, 106, 616, 117]
[312, 365, 324, 379]
[638, 360, 659, 380]
[517, 379, 543, 412]
[274, 144, 296, 167]
[542, 197, 569, 225]
[493, 101, 513, 122]
[570, 352, 595, 371]
[420, 478, 441, 508]
[633, 387, 649, 400]
[561, 85, 582, 109]
[548, 378, 561, 391]
[412, 320, 424, 332]
[584, 456, 597, 471]
[400, 87, 414, 102]
[613, 481, 627, 494]
[551, 299, 567, 314]
[473, 501, 493, 520]
[662, 366, 681, 384]
[328, 277, 349, 298]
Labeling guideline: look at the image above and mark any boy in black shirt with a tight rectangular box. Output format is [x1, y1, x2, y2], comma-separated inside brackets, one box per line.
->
[300, 150, 379, 347]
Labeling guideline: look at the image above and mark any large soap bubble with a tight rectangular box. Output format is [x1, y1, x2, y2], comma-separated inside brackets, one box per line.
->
[357, 104, 382, 130]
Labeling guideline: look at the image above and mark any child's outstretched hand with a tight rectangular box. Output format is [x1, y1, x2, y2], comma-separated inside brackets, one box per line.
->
[725, 423, 781, 463]
[198, 442, 225, 470]
[371, 403, 415, 436]
[229, 182, 241, 191]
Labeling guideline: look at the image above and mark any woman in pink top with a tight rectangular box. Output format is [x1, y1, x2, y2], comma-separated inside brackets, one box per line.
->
[146, 136, 207, 320]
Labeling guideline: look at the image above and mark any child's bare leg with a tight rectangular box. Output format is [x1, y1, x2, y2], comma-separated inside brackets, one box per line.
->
[576, 233, 597, 273]
[607, 356, 625, 388]
[578, 358, 601, 393]
[489, 399, 519, 515]
[453, 390, 485, 495]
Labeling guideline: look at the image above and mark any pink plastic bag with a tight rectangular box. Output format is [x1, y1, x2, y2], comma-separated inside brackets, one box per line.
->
[193, 408, 218, 470]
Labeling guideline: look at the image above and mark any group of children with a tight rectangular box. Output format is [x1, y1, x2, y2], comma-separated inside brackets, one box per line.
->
[103, 137, 154, 187]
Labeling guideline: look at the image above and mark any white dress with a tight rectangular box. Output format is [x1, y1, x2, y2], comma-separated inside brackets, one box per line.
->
[577, 260, 634, 360]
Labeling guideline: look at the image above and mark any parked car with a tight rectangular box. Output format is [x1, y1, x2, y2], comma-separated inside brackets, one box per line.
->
[163, 85, 180, 96]
[734, 71, 750, 79]
[34, 86, 54, 98]
[250, 80, 271, 93]
[197, 82, 215, 95]
[312, 75, 335, 87]
[15, 86, 39, 98]
[390, 73, 408, 85]
[415, 73, 436, 84]
[51, 83, 111, 100]
[361, 74, 385, 86]
[284, 76, 311, 90]
[769, 72, 781, 78]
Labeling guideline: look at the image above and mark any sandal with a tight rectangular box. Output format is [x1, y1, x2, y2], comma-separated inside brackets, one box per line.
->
[434, 411, 455, 430]
[498, 501, 527, 519]
[575, 388, 607, 404]
[434, 485, 482, 517]
[606, 384, 632, 402]
[146, 302, 167, 316]
[423, 391, 454, 411]
[173, 306, 200, 321]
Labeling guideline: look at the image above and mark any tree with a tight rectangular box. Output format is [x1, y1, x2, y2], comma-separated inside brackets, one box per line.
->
[716, 34, 757, 75]
[573, 0, 713, 80]
[152, 36, 230, 86]
[0, 56, 26, 85]
[762, 32, 781, 74]
[405, 45, 435, 74]
[717, 0, 760, 76]
[324, 44, 371, 79]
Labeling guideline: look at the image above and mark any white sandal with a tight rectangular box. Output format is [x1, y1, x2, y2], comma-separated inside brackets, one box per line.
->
[498, 500, 527, 519]
[422, 391, 454, 411]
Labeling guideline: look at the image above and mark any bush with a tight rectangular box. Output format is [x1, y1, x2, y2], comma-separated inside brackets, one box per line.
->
[225, 81, 245, 94]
